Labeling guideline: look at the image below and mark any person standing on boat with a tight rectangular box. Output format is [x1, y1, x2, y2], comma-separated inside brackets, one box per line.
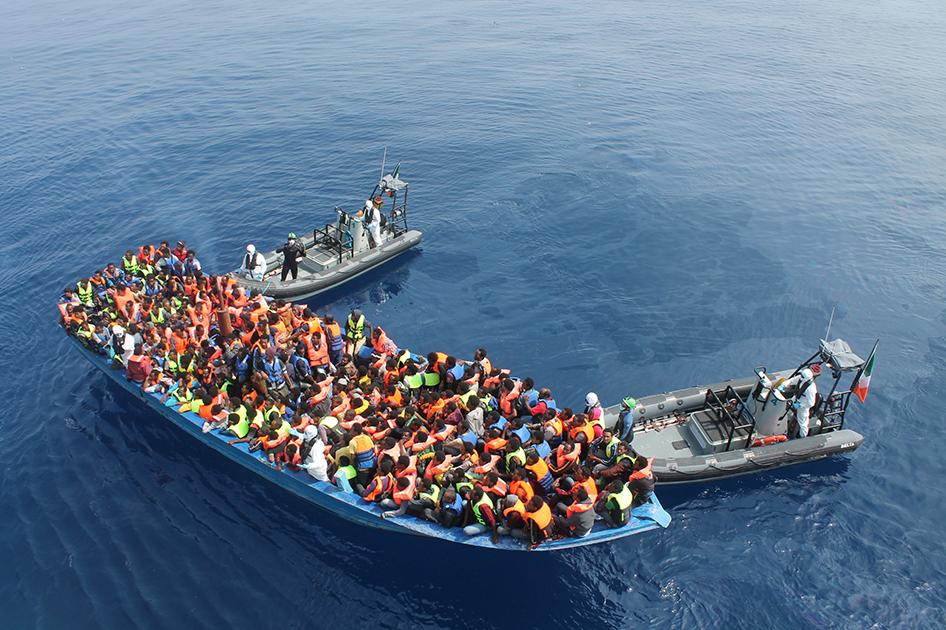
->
[240, 244, 266, 281]
[345, 308, 368, 353]
[361, 197, 382, 248]
[276, 232, 306, 282]
[783, 368, 818, 438]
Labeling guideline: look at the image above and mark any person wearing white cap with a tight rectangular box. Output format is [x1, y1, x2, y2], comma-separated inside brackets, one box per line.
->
[109, 324, 136, 366]
[584, 392, 604, 434]
[299, 425, 329, 482]
[240, 244, 266, 280]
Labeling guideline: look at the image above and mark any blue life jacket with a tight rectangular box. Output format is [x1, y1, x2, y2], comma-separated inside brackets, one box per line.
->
[460, 430, 478, 446]
[534, 441, 552, 461]
[446, 493, 463, 513]
[264, 358, 285, 386]
[513, 425, 532, 444]
[235, 355, 251, 378]
[522, 388, 539, 407]
[355, 448, 377, 470]
[356, 343, 374, 360]
[493, 416, 508, 431]
[540, 398, 558, 412]
[448, 364, 465, 382]
[325, 326, 343, 351]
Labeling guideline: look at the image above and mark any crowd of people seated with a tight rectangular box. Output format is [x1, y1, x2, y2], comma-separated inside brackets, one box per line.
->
[59, 241, 655, 547]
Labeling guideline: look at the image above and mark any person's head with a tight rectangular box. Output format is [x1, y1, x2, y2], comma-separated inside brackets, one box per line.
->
[607, 480, 623, 493]
[522, 377, 534, 391]
[527, 496, 544, 511]
[379, 459, 394, 474]
[485, 471, 498, 485]
[475, 347, 487, 361]
[602, 429, 613, 442]
[396, 455, 410, 470]
[227, 413, 240, 427]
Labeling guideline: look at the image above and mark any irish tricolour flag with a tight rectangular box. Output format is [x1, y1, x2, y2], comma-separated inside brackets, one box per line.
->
[852, 341, 878, 403]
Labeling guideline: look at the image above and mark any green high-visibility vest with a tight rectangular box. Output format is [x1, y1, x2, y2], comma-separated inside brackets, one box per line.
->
[472, 494, 494, 525]
[419, 484, 441, 504]
[346, 314, 365, 341]
[607, 483, 634, 511]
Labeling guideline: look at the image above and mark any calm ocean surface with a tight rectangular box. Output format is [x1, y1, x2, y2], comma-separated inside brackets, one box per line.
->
[2, 0, 946, 627]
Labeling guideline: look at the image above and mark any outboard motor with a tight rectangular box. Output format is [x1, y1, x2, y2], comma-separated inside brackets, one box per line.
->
[747, 369, 790, 436]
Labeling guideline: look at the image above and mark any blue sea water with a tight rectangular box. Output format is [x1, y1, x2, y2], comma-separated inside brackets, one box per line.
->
[2, 0, 946, 626]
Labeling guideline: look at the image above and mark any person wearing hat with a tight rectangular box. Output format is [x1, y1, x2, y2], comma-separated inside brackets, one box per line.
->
[240, 244, 266, 280]
[276, 232, 306, 281]
[109, 324, 136, 366]
[616, 395, 637, 443]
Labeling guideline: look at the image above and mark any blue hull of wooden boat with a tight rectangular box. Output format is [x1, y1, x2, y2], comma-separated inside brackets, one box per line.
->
[71, 339, 670, 551]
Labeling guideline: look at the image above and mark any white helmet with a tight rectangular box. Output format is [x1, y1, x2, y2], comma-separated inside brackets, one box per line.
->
[800, 368, 814, 381]
[585, 392, 599, 407]
[246, 244, 256, 253]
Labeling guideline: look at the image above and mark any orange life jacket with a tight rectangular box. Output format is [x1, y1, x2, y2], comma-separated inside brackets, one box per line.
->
[524, 501, 553, 531]
[510, 479, 535, 502]
[503, 498, 526, 519]
[392, 476, 416, 505]
[565, 498, 595, 520]
[363, 473, 394, 502]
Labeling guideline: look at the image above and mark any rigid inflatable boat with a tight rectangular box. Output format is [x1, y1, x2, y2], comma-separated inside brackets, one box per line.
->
[229, 165, 422, 301]
[608, 339, 872, 484]
[68, 337, 671, 551]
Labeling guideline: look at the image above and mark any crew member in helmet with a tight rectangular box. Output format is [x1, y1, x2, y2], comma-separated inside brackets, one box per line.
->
[276, 232, 306, 281]
[240, 244, 266, 280]
[787, 368, 818, 438]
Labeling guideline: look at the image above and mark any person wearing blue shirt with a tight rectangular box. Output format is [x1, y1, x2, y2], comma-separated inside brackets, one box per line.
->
[531, 429, 552, 460]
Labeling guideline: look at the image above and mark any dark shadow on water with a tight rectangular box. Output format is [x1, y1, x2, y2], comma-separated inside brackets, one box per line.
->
[295, 248, 422, 311]
[656, 456, 855, 511]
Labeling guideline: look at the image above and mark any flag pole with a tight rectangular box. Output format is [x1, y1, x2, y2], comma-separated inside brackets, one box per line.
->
[824, 306, 836, 341]
[380, 146, 387, 180]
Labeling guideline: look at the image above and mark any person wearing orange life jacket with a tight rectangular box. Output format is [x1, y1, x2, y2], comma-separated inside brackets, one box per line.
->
[499, 378, 521, 418]
[380, 475, 416, 516]
[549, 440, 581, 476]
[321, 314, 344, 365]
[370, 326, 398, 356]
[478, 471, 508, 504]
[627, 456, 656, 505]
[362, 459, 396, 502]
[348, 423, 377, 487]
[496, 494, 527, 539]
[509, 467, 535, 503]
[553, 486, 596, 537]
[526, 451, 554, 495]
[523, 496, 553, 547]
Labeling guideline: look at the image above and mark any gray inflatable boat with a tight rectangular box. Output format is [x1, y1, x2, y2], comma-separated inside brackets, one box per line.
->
[229, 165, 422, 301]
[605, 338, 872, 484]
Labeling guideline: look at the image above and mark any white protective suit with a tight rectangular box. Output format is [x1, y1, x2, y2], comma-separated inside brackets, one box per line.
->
[240, 246, 266, 281]
[364, 199, 381, 247]
[787, 370, 818, 438]
[300, 426, 329, 481]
